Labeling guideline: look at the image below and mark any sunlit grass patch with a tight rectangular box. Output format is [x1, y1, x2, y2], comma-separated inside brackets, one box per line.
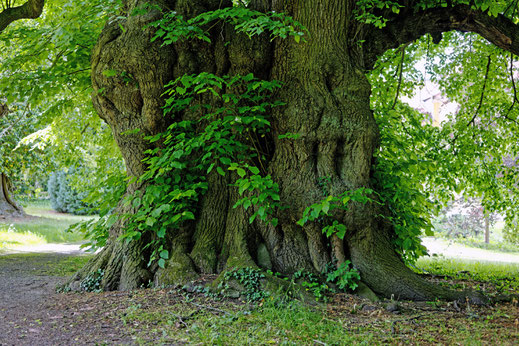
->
[415, 256, 519, 293]
[116, 285, 518, 345]
[0, 252, 93, 276]
[9, 221, 84, 243]
[0, 224, 46, 249]
[0, 200, 96, 247]
[121, 298, 366, 345]
[416, 256, 519, 277]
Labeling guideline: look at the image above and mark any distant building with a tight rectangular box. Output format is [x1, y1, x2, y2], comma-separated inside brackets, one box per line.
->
[403, 81, 459, 127]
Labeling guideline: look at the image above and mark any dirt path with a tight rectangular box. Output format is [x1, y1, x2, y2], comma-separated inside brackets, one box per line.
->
[0, 252, 135, 345]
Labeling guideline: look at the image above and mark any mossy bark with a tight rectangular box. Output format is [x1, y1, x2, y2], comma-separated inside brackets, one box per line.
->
[71, 0, 486, 303]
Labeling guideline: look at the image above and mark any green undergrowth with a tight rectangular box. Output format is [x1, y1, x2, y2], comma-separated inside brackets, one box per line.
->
[121, 297, 367, 345]
[114, 260, 519, 344]
[115, 282, 518, 345]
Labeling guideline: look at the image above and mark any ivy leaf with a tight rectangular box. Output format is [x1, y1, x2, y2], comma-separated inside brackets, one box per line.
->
[237, 167, 246, 177]
[158, 258, 166, 268]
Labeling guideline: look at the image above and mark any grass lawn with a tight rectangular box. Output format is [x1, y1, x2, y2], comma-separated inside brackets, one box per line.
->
[416, 256, 519, 294]
[0, 199, 95, 250]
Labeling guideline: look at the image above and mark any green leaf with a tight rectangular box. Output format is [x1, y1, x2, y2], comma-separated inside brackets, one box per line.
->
[145, 217, 156, 227]
[237, 167, 246, 177]
[157, 227, 166, 238]
[248, 166, 260, 175]
[132, 197, 142, 208]
[158, 258, 166, 269]
[102, 69, 118, 77]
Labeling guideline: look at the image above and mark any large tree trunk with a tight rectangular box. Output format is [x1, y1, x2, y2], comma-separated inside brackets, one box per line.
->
[0, 172, 23, 217]
[71, 0, 485, 303]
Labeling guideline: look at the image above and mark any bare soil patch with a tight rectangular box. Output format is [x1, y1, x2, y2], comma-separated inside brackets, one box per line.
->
[0, 253, 135, 345]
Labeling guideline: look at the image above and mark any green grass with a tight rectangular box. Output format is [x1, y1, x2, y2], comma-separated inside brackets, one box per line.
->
[416, 256, 519, 277]
[122, 298, 373, 345]
[0, 199, 96, 249]
[116, 257, 519, 345]
[0, 252, 93, 276]
[415, 256, 519, 292]
[22, 199, 96, 223]
[0, 224, 46, 248]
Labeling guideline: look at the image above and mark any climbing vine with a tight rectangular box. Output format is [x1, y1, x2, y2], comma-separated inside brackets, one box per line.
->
[114, 4, 308, 268]
[120, 72, 284, 268]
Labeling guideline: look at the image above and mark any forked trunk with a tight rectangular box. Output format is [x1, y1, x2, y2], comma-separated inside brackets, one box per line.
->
[71, 0, 485, 303]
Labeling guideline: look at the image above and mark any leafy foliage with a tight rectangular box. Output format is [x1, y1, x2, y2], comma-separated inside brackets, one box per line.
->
[368, 25, 519, 260]
[326, 261, 361, 291]
[80, 269, 105, 292]
[143, 5, 307, 44]
[297, 187, 375, 240]
[118, 6, 304, 267]
[0, 0, 125, 204]
[0, 105, 46, 198]
[122, 72, 283, 267]
[355, 0, 513, 30]
[292, 261, 361, 301]
[503, 218, 519, 245]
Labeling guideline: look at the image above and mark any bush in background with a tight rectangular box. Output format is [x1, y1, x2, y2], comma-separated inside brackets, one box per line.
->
[47, 169, 94, 215]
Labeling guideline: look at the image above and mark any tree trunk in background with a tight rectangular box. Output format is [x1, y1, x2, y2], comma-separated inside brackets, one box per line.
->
[485, 214, 490, 244]
[0, 172, 23, 217]
[70, 0, 485, 303]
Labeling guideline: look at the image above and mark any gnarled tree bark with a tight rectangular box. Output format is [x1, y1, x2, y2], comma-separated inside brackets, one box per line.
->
[70, 0, 519, 303]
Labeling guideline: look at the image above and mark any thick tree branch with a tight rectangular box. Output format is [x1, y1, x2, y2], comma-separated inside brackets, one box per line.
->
[366, 4, 519, 67]
[0, 0, 44, 33]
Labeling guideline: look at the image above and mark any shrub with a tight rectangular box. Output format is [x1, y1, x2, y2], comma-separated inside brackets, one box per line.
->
[47, 169, 94, 215]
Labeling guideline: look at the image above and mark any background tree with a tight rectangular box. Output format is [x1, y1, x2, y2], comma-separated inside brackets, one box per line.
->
[0, 103, 38, 216]
[0, 0, 125, 217]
